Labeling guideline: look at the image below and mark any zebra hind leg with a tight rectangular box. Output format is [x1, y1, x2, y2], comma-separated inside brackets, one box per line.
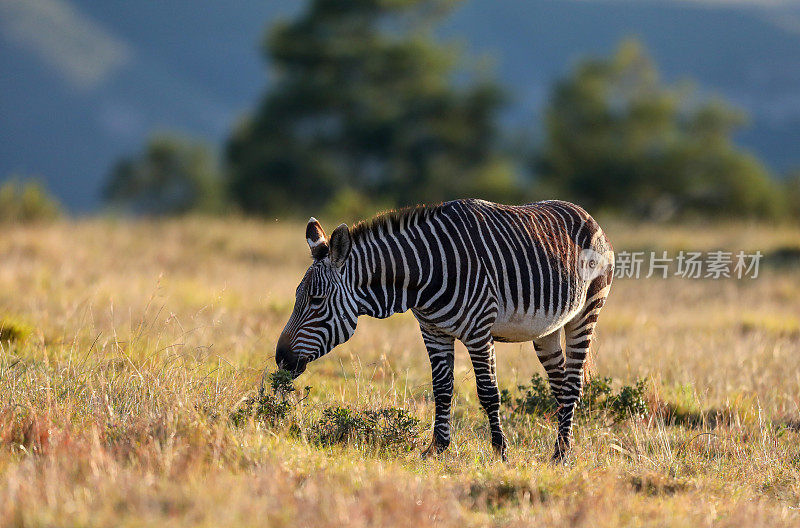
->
[554, 278, 611, 462]
[532, 330, 567, 455]
[465, 333, 508, 461]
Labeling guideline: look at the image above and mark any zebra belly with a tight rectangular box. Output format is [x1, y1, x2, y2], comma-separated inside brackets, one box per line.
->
[490, 306, 581, 342]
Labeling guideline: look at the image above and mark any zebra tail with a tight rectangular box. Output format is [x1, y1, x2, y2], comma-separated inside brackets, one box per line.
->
[581, 260, 614, 387]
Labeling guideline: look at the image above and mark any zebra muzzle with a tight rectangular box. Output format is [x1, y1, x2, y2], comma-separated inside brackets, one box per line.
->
[275, 341, 309, 378]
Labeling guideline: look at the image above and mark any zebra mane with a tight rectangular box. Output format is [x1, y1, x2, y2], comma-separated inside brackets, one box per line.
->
[349, 203, 443, 242]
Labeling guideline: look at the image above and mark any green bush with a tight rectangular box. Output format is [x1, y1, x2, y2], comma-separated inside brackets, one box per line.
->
[231, 371, 420, 451]
[230, 392, 292, 428]
[0, 178, 62, 224]
[504, 374, 649, 422]
[0, 318, 35, 344]
[230, 370, 304, 427]
[609, 379, 649, 420]
[267, 368, 297, 398]
[308, 406, 421, 451]
[502, 373, 556, 417]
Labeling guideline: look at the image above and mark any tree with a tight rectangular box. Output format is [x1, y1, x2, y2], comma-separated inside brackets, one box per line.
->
[537, 39, 783, 219]
[104, 134, 225, 216]
[226, 0, 515, 216]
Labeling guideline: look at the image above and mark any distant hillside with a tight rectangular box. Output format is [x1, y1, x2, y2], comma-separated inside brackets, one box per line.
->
[2, 0, 799, 210]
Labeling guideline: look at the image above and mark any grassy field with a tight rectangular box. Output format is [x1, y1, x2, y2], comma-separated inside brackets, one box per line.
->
[1, 217, 799, 527]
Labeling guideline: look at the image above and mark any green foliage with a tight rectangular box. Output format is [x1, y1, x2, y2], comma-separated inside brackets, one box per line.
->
[104, 134, 225, 216]
[230, 370, 303, 427]
[605, 379, 648, 420]
[308, 406, 421, 451]
[231, 370, 420, 450]
[0, 317, 35, 344]
[268, 368, 297, 397]
[230, 392, 293, 428]
[0, 178, 62, 224]
[227, 0, 517, 215]
[502, 374, 556, 417]
[504, 373, 649, 422]
[580, 376, 613, 411]
[538, 39, 783, 219]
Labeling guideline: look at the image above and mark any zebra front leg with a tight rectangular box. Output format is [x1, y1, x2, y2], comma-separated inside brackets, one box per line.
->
[465, 333, 507, 461]
[419, 326, 455, 458]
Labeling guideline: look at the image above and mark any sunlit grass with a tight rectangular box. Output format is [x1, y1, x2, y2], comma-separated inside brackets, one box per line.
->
[0, 217, 798, 526]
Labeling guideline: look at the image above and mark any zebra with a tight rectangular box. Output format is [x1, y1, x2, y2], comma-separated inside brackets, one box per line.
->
[276, 199, 614, 461]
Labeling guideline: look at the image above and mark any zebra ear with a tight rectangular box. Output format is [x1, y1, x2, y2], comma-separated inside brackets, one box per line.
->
[306, 217, 329, 260]
[329, 223, 352, 268]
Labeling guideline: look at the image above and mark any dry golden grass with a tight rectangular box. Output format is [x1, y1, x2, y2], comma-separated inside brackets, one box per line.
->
[0, 216, 799, 527]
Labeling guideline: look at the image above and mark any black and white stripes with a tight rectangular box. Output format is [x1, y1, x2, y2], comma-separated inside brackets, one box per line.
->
[276, 199, 614, 461]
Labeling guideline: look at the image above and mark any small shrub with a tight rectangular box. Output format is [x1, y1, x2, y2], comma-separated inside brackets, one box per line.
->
[582, 376, 614, 411]
[309, 406, 366, 445]
[580, 376, 648, 420]
[230, 370, 306, 427]
[230, 393, 293, 427]
[504, 374, 649, 422]
[609, 379, 649, 420]
[504, 374, 557, 417]
[268, 368, 297, 397]
[231, 371, 423, 452]
[0, 318, 34, 344]
[0, 178, 62, 224]
[309, 406, 421, 451]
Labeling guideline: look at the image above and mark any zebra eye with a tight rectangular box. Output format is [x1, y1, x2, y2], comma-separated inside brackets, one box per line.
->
[309, 295, 325, 308]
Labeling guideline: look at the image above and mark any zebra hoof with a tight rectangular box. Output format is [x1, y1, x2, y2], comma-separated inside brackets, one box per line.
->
[550, 432, 573, 461]
[491, 431, 508, 461]
[421, 437, 449, 459]
[550, 444, 571, 464]
[492, 439, 508, 462]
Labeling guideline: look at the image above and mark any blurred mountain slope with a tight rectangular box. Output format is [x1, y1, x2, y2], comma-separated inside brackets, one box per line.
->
[1, 0, 799, 210]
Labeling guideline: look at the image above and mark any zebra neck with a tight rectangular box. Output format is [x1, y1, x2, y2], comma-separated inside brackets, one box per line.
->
[345, 231, 424, 319]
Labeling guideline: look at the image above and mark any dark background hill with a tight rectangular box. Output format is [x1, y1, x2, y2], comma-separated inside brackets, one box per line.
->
[2, 0, 800, 211]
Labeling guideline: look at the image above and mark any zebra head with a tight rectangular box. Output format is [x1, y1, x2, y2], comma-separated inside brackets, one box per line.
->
[276, 217, 358, 378]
